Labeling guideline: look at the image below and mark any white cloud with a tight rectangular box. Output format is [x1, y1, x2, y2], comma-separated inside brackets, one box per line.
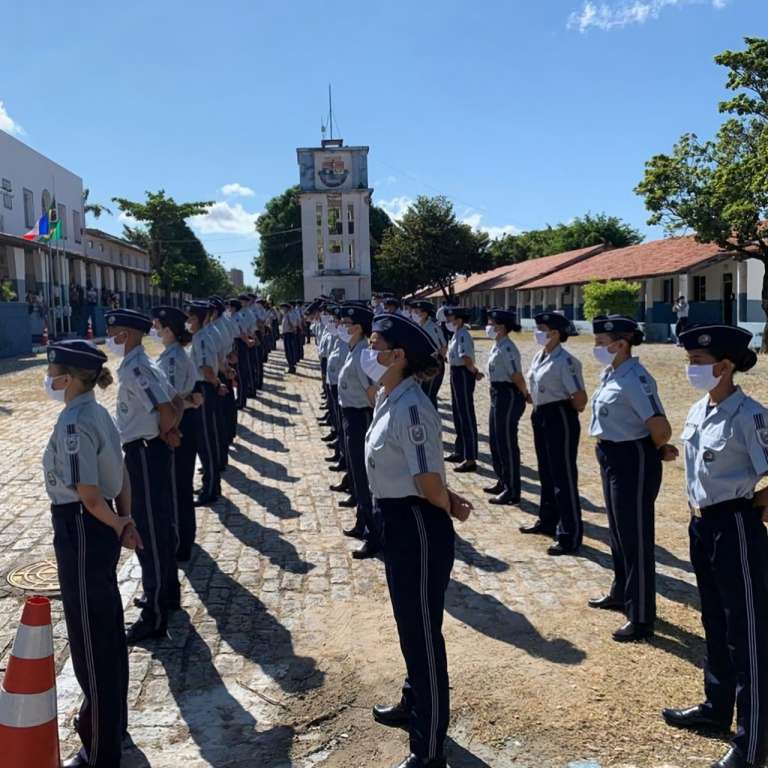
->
[118, 210, 139, 226]
[221, 182, 255, 198]
[189, 201, 259, 237]
[462, 211, 521, 240]
[0, 101, 24, 136]
[568, 0, 728, 32]
[377, 195, 414, 222]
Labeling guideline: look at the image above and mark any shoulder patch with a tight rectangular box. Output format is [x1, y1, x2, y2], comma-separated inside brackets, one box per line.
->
[408, 423, 427, 446]
[757, 427, 768, 448]
[65, 430, 80, 455]
[637, 373, 653, 395]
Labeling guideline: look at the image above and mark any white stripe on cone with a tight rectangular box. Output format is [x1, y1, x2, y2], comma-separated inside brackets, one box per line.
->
[0, 686, 57, 728]
[10, 624, 54, 661]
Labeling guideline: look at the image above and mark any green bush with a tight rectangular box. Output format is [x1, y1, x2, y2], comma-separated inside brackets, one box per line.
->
[582, 280, 641, 320]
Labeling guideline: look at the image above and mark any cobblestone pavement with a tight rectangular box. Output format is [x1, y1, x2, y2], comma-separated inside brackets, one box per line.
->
[1, 337, 766, 767]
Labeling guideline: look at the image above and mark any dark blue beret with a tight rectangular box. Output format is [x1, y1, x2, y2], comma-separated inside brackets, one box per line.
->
[104, 308, 152, 333]
[592, 315, 638, 334]
[340, 304, 374, 326]
[678, 323, 753, 353]
[487, 308, 520, 328]
[47, 340, 107, 370]
[238, 293, 251, 302]
[534, 312, 571, 332]
[410, 300, 436, 316]
[444, 306, 472, 321]
[226, 298, 242, 311]
[151, 306, 187, 325]
[184, 300, 211, 320]
[372, 313, 439, 363]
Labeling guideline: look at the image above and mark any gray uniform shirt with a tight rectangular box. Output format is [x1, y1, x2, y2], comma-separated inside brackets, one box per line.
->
[115, 345, 173, 444]
[527, 345, 584, 407]
[423, 318, 447, 352]
[156, 342, 197, 397]
[589, 357, 664, 441]
[190, 329, 217, 378]
[448, 327, 474, 367]
[488, 337, 522, 383]
[327, 336, 349, 386]
[43, 391, 123, 504]
[338, 340, 373, 409]
[365, 377, 446, 500]
[683, 387, 768, 507]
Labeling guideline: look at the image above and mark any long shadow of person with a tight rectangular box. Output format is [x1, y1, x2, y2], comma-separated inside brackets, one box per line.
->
[262, 388, 302, 403]
[445, 580, 586, 665]
[446, 737, 493, 768]
[211, 499, 314, 574]
[222, 464, 301, 520]
[454, 533, 509, 573]
[132, 610, 295, 767]
[183, 545, 325, 695]
[230, 442, 300, 483]
[252, 395, 300, 415]
[245, 407, 294, 429]
[237, 424, 289, 453]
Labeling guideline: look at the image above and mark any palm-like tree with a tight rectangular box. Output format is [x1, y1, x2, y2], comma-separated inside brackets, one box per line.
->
[82, 188, 113, 220]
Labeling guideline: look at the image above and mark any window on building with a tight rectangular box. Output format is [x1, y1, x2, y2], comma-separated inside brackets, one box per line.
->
[57, 203, 67, 239]
[327, 195, 342, 236]
[41, 189, 51, 216]
[693, 275, 707, 302]
[662, 278, 674, 304]
[23, 188, 34, 228]
[347, 204, 355, 235]
[348, 241, 355, 270]
[316, 243, 325, 270]
[2, 179, 12, 210]
[73, 210, 82, 243]
[88, 240, 93, 249]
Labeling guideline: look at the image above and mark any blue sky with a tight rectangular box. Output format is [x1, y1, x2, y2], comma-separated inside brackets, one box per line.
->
[2, 0, 765, 285]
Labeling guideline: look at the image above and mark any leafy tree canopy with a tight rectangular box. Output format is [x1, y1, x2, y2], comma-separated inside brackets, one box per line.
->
[582, 280, 642, 320]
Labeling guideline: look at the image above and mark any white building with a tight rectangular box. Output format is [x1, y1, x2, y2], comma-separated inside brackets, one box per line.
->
[229, 268, 244, 289]
[296, 138, 372, 300]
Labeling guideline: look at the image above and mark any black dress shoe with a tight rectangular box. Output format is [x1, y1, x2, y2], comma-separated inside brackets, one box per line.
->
[352, 543, 380, 559]
[372, 701, 410, 729]
[489, 490, 519, 505]
[662, 704, 731, 733]
[454, 460, 477, 473]
[612, 621, 654, 642]
[325, 455, 339, 463]
[444, 454, 463, 463]
[329, 463, 346, 472]
[338, 496, 357, 508]
[519, 521, 556, 536]
[392, 755, 447, 768]
[712, 747, 751, 768]
[126, 619, 168, 645]
[547, 543, 579, 556]
[588, 594, 624, 611]
[343, 526, 366, 540]
[63, 753, 89, 767]
[483, 483, 504, 495]
[330, 481, 350, 493]
[133, 595, 181, 611]
[194, 494, 219, 507]
[321, 433, 337, 443]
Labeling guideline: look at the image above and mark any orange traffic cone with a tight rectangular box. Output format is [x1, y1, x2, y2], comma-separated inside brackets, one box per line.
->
[0, 596, 60, 768]
[86, 316, 93, 340]
[41, 326, 49, 347]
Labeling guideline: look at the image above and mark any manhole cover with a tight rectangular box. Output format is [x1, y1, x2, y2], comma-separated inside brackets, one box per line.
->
[7, 560, 60, 593]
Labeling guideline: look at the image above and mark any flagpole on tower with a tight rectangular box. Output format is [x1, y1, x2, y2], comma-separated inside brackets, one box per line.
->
[328, 84, 333, 140]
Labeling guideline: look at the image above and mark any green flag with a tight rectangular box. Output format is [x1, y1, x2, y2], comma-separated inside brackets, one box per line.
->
[42, 219, 61, 242]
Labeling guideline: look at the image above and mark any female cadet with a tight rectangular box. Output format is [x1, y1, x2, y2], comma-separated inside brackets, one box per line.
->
[362, 313, 473, 768]
[43, 340, 140, 768]
[484, 308, 528, 505]
[444, 306, 482, 473]
[410, 300, 447, 407]
[662, 325, 768, 768]
[337, 303, 379, 559]
[588, 315, 672, 641]
[521, 312, 586, 556]
[151, 306, 203, 562]
[326, 305, 350, 474]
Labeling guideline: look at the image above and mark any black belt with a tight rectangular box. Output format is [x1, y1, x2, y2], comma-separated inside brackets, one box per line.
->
[491, 381, 517, 389]
[122, 436, 162, 450]
[689, 497, 754, 518]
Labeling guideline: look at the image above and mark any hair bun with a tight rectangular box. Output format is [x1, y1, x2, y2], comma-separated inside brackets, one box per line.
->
[632, 329, 645, 346]
[736, 349, 758, 373]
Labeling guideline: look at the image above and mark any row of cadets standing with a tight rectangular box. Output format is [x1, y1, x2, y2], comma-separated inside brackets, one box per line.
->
[325, 304, 351, 477]
[405, 300, 448, 407]
[280, 301, 299, 374]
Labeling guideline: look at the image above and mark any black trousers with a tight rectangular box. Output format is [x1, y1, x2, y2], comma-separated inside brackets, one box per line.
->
[421, 363, 445, 407]
[489, 383, 526, 498]
[690, 500, 768, 764]
[330, 384, 347, 467]
[53, 502, 128, 768]
[320, 357, 328, 397]
[380, 497, 455, 761]
[342, 406, 378, 545]
[283, 331, 297, 371]
[218, 372, 237, 451]
[235, 339, 252, 408]
[595, 436, 661, 625]
[195, 381, 221, 498]
[449, 366, 478, 461]
[531, 401, 583, 550]
[123, 437, 176, 629]
[173, 408, 197, 560]
[253, 333, 264, 390]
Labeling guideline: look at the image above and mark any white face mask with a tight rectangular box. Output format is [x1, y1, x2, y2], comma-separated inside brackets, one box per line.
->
[149, 327, 160, 339]
[445, 322, 457, 333]
[106, 335, 126, 358]
[485, 325, 498, 339]
[44, 375, 67, 402]
[686, 364, 722, 391]
[185, 321, 194, 333]
[337, 326, 352, 344]
[360, 348, 390, 383]
[534, 329, 550, 346]
[592, 345, 617, 366]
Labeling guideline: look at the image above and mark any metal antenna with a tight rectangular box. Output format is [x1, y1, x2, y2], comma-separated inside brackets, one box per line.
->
[328, 84, 333, 139]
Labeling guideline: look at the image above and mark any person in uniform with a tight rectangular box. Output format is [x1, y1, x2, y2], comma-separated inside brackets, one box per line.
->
[521, 312, 586, 555]
[337, 303, 379, 559]
[185, 301, 222, 506]
[410, 300, 447, 407]
[662, 324, 768, 768]
[105, 308, 183, 643]
[43, 340, 139, 768]
[444, 306, 482, 473]
[209, 296, 238, 461]
[326, 305, 350, 474]
[363, 312, 473, 768]
[484, 308, 528, 505]
[280, 301, 298, 374]
[151, 306, 202, 562]
[587, 315, 673, 641]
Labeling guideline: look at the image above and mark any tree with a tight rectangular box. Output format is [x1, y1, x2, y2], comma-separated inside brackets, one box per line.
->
[82, 188, 112, 220]
[112, 190, 222, 300]
[373, 195, 491, 298]
[635, 36, 768, 348]
[582, 280, 641, 320]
